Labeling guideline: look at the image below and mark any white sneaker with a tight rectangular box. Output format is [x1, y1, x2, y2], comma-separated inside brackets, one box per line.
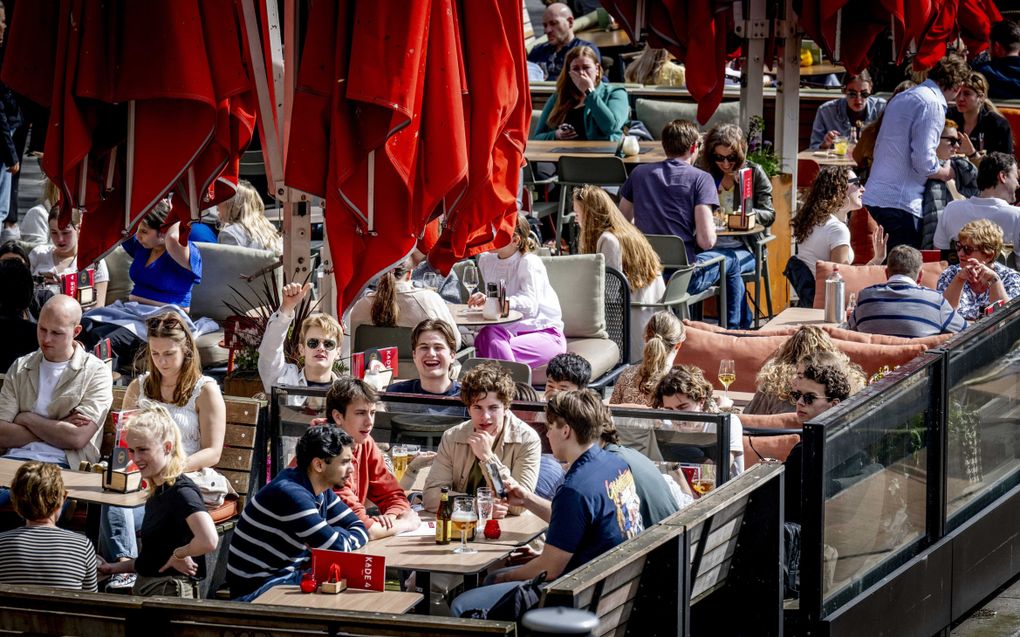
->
[106, 573, 137, 591]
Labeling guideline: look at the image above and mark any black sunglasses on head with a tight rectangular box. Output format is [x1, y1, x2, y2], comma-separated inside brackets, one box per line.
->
[305, 338, 338, 351]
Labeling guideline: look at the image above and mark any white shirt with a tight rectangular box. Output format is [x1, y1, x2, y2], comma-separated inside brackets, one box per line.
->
[933, 196, 1020, 250]
[28, 245, 110, 284]
[19, 205, 50, 245]
[5, 358, 72, 465]
[218, 223, 283, 254]
[477, 251, 564, 333]
[665, 413, 745, 477]
[796, 215, 853, 277]
[347, 279, 461, 350]
[597, 231, 665, 361]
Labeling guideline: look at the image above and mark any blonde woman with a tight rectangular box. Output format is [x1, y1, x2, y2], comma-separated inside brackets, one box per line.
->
[623, 45, 685, 87]
[20, 178, 59, 245]
[609, 311, 685, 406]
[98, 407, 218, 598]
[217, 180, 283, 254]
[573, 184, 665, 361]
[937, 219, 1020, 319]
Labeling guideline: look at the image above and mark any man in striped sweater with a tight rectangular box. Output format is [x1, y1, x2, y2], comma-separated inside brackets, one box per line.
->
[848, 245, 966, 338]
[227, 425, 368, 601]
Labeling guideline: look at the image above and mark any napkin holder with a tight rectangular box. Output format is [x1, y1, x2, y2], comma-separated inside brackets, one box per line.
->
[319, 564, 347, 594]
[727, 212, 755, 231]
[103, 447, 142, 493]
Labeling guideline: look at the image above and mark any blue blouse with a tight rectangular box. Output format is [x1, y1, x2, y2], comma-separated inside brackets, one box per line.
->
[122, 236, 202, 308]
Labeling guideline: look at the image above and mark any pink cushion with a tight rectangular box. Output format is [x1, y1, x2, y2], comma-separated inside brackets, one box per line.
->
[812, 261, 948, 308]
[740, 412, 802, 465]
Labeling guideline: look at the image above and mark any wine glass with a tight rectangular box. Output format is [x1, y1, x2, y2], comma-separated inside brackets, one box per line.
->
[451, 497, 478, 555]
[462, 264, 479, 301]
[423, 272, 440, 292]
[718, 359, 736, 402]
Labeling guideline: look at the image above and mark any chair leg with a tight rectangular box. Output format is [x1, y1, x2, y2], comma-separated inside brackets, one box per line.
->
[761, 256, 774, 321]
[555, 187, 568, 255]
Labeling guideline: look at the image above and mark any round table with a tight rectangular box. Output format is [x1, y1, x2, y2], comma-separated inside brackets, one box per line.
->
[448, 304, 524, 327]
[797, 149, 857, 167]
[717, 223, 766, 237]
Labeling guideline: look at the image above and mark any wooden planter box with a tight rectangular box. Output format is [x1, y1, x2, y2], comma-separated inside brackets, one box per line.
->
[223, 372, 265, 399]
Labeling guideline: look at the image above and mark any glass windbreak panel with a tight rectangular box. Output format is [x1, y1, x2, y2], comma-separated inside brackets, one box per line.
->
[820, 365, 932, 614]
[945, 323, 1020, 528]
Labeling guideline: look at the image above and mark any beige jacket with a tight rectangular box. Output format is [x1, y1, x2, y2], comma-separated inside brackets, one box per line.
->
[0, 343, 114, 467]
[423, 412, 541, 515]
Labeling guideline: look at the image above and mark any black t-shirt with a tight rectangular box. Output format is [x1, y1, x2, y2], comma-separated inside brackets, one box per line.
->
[135, 475, 208, 578]
[565, 107, 588, 141]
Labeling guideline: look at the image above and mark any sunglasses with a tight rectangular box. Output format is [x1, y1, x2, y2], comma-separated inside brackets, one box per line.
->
[146, 315, 184, 330]
[305, 338, 338, 351]
[846, 90, 871, 99]
[848, 177, 861, 187]
[790, 390, 827, 406]
[956, 244, 986, 255]
[941, 136, 961, 146]
[712, 153, 740, 164]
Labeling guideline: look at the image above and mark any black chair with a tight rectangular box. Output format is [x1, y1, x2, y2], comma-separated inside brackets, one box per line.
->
[590, 266, 631, 390]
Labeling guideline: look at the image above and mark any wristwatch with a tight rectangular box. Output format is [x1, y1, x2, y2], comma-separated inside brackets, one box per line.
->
[584, 87, 594, 96]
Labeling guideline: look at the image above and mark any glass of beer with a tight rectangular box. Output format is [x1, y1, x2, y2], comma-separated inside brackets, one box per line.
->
[392, 445, 409, 481]
[451, 497, 478, 554]
[833, 135, 849, 156]
[691, 464, 716, 497]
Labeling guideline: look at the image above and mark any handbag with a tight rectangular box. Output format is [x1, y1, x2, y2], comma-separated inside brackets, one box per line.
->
[186, 467, 237, 508]
[459, 572, 547, 621]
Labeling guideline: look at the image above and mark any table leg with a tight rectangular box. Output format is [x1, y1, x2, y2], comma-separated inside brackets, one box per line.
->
[413, 571, 431, 614]
[85, 502, 100, 548]
[463, 573, 480, 590]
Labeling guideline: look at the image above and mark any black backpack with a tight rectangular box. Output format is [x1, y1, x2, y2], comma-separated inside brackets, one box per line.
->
[460, 572, 548, 621]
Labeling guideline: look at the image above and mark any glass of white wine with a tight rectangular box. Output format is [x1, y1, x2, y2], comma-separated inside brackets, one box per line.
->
[718, 359, 736, 402]
[462, 264, 479, 302]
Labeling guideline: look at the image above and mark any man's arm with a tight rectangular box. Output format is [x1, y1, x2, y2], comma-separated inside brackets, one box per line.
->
[493, 544, 573, 583]
[504, 476, 552, 522]
[619, 197, 635, 222]
[13, 412, 97, 450]
[911, 99, 946, 179]
[0, 361, 38, 448]
[693, 204, 717, 250]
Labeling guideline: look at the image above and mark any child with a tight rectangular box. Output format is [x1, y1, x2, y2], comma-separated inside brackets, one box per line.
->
[98, 406, 218, 598]
[468, 213, 566, 369]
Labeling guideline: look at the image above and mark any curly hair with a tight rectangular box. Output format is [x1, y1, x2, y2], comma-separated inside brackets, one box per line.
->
[698, 123, 747, 180]
[801, 358, 853, 403]
[652, 365, 714, 409]
[755, 328, 866, 402]
[460, 362, 516, 408]
[958, 218, 1004, 256]
[792, 166, 851, 242]
[546, 46, 601, 129]
[574, 185, 663, 290]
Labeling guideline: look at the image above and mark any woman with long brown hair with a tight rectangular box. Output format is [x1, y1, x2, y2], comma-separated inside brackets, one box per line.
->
[948, 71, 1014, 157]
[531, 46, 629, 142]
[573, 184, 664, 361]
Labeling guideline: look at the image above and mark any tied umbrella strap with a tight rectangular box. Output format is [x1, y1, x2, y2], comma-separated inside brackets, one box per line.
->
[328, 563, 342, 584]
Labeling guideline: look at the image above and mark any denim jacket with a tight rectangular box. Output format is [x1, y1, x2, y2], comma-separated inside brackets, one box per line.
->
[809, 96, 887, 149]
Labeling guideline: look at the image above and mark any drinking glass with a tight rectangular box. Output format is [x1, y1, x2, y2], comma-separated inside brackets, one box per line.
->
[462, 264, 479, 299]
[718, 359, 736, 401]
[423, 272, 440, 292]
[476, 487, 495, 525]
[451, 497, 478, 554]
[391, 445, 409, 481]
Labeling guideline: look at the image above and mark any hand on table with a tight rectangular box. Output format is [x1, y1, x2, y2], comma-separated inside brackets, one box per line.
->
[407, 451, 436, 473]
[822, 130, 841, 149]
[281, 282, 313, 314]
[505, 546, 540, 567]
[373, 514, 397, 530]
[467, 292, 486, 308]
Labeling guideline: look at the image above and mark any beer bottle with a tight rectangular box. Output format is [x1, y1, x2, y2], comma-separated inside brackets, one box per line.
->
[435, 487, 452, 544]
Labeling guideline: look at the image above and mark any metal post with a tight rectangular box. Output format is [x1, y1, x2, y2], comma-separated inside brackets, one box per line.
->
[736, 0, 767, 131]
[774, 0, 801, 186]
[280, 0, 311, 284]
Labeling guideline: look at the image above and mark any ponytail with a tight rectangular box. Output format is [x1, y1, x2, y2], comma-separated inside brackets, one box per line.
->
[637, 335, 670, 395]
[371, 272, 399, 327]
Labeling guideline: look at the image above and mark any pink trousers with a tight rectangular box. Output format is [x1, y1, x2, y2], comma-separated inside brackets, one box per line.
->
[473, 326, 566, 368]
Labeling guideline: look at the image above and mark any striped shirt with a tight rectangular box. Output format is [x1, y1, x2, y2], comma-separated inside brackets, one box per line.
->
[226, 467, 368, 599]
[0, 525, 97, 591]
[849, 275, 967, 337]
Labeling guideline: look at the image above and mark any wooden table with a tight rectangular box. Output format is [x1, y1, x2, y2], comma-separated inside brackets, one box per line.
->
[525, 140, 666, 164]
[411, 510, 547, 548]
[448, 304, 524, 327]
[576, 28, 632, 49]
[253, 585, 423, 614]
[717, 224, 766, 237]
[760, 307, 834, 331]
[797, 149, 857, 167]
[0, 458, 147, 507]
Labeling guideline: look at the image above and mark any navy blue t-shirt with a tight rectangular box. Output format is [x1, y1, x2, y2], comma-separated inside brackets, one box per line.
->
[385, 379, 465, 417]
[546, 446, 644, 574]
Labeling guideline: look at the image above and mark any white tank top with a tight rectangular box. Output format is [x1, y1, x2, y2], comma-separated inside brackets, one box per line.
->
[137, 373, 216, 457]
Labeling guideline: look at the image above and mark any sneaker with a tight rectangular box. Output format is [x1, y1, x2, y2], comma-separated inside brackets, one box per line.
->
[106, 573, 136, 591]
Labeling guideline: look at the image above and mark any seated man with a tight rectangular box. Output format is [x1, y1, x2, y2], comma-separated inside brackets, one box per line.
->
[543, 352, 592, 398]
[849, 245, 966, 337]
[423, 362, 541, 517]
[619, 119, 745, 328]
[450, 390, 643, 617]
[227, 425, 368, 601]
[326, 378, 419, 539]
[973, 19, 1020, 101]
[527, 2, 601, 81]
[933, 152, 1020, 255]
[0, 295, 113, 508]
[809, 71, 886, 150]
[386, 318, 465, 417]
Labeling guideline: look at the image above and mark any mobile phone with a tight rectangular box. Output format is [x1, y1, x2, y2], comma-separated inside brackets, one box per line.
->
[559, 123, 574, 132]
[485, 460, 508, 499]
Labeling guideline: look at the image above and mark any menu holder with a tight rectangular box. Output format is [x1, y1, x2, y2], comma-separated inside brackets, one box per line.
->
[727, 167, 755, 230]
[103, 447, 142, 493]
[311, 548, 386, 591]
[60, 267, 96, 308]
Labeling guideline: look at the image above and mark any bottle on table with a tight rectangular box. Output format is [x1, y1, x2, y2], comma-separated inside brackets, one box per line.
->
[435, 487, 452, 545]
[824, 265, 846, 323]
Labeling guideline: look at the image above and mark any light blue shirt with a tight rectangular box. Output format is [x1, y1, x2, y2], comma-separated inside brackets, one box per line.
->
[809, 96, 886, 149]
[862, 79, 947, 218]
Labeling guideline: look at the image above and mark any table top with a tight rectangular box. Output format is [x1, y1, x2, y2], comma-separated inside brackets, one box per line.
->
[448, 304, 524, 326]
[363, 531, 516, 575]
[576, 28, 633, 49]
[760, 307, 833, 331]
[525, 140, 666, 164]
[797, 149, 857, 167]
[421, 510, 547, 547]
[253, 585, 423, 614]
[717, 224, 766, 237]
[0, 458, 148, 507]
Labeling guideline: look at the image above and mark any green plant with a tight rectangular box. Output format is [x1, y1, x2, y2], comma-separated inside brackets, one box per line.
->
[746, 115, 781, 178]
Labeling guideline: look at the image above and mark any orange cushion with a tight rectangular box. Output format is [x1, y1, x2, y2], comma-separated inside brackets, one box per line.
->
[209, 498, 239, 524]
[740, 412, 801, 466]
[682, 319, 798, 337]
[812, 261, 947, 308]
[821, 325, 952, 348]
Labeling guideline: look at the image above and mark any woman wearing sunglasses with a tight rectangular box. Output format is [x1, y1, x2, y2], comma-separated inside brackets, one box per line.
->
[936, 219, 1020, 321]
[920, 120, 979, 249]
[809, 71, 887, 150]
[101, 312, 226, 590]
[258, 282, 344, 393]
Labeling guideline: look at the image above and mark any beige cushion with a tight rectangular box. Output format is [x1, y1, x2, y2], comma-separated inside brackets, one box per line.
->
[197, 330, 228, 369]
[635, 99, 741, 139]
[105, 246, 133, 304]
[540, 254, 607, 339]
[190, 243, 281, 321]
[532, 337, 621, 385]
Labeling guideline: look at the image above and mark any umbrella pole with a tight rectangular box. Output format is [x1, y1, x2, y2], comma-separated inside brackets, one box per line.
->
[773, 0, 800, 181]
[367, 150, 375, 234]
[77, 155, 88, 212]
[125, 99, 136, 230]
[187, 167, 199, 222]
[737, 0, 767, 131]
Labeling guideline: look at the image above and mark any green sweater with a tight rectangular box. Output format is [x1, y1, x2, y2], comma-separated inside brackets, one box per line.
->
[532, 82, 630, 142]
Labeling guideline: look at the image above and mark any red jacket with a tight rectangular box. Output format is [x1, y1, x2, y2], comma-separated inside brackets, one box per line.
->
[334, 437, 410, 528]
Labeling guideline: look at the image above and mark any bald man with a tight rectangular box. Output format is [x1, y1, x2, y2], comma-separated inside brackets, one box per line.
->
[528, 2, 600, 81]
[0, 295, 113, 504]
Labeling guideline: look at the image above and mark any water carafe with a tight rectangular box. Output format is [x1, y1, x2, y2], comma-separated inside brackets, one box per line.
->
[824, 265, 846, 323]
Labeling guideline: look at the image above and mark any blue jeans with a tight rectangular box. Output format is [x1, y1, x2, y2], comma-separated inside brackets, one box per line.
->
[100, 504, 145, 560]
[235, 569, 305, 602]
[688, 249, 748, 329]
[450, 566, 522, 617]
[0, 169, 11, 223]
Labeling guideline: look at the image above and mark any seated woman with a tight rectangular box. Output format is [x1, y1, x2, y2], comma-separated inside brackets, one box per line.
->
[216, 180, 283, 254]
[0, 240, 52, 319]
[810, 71, 886, 150]
[0, 260, 40, 371]
[0, 462, 97, 591]
[258, 282, 343, 393]
[653, 365, 745, 477]
[423, 362, 541, 517]
[20, 178, 58, 245]
[921, 120, 979, 249]
[469, 213, 565, 368]
[29, 206, 109, 307]
[789, 166, 886, 305]
[745, 326, 866, 416]
[101, 312, 226, 590]
[531, 45, 629, 142]
[623, 45, 685, 87]
[573, 185, 665, 361]
[99, 406, 218, 598]
[610, 311, 685, 407]
[949, 71, 1014, 157]
[937, 219, 1020, 320]
[348, 258, 461, 351]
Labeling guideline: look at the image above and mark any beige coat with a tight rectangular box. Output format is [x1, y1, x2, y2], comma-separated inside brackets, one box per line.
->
[423, 411, 541, 515]
[0, 343, 113, 468]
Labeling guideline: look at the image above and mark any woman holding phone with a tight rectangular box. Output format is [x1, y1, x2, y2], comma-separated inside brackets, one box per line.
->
[531, 46, 629, 142]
